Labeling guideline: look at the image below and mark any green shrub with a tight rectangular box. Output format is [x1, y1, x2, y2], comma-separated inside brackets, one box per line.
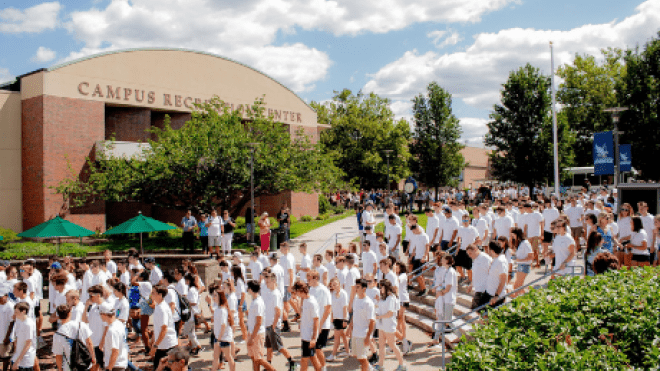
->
[449, 267, 660, 370]
[0, 227, 18, 244]
[315, 215, 323, 220]
[332, 206, 344, 214]
[152, 223, 182, 238]
[290, 216, 297, 224]
[235, 216, 246, 229]
[319, 194, 331, 214]
[300, 215, 313, 222]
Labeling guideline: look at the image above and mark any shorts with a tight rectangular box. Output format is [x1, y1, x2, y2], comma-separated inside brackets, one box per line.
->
[411, 258, 423, 272]
[246, 333, 265, 359]
[351, 337, 369, 360]
[246, 223, 254, 234]
[264, 326, 284, 351]
[283, 287, 291, 302]
[570, 226, 583, 238]
[34, 304, 41, 317]
[402, 240, 409, 254]
[632, 254, 650, 262]
[94, 346, 105, 368]
[479, 292, 504, 312]
[471, 292, 485, 310]
[455, 249, 472, 269]
[316, 329, 330, 349]
[220, 341, 231, 348]
[429, 243, 439, 253]
[208, 235, 221, 246]
[301, 340, 314, 358]
[440, 240, 452, 251]
[517, 264, 531, 274]
[543, 231, 553, 243]
[402, 302, 410, 308]
[333, 319, 348, 330]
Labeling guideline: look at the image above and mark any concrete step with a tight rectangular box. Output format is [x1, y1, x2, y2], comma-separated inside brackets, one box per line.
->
[406, 301, 474, 336]
[404, 312, 462, 350]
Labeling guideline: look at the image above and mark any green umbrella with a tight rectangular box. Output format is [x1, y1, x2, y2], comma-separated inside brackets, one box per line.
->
[103, 212, 176, 258]
[18, 216, 95, 255]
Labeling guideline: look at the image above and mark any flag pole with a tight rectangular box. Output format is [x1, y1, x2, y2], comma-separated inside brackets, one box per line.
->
[550, 42, 560, 199]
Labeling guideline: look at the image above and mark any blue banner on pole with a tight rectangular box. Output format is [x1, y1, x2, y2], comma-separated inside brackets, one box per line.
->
[619, 144, 632, 172]
[593, 131, 614, 175]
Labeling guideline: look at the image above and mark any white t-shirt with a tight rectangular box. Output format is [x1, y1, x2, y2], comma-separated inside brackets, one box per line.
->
[398, 273, 410, 303]
[235, 278, 247, 305]
[270, 264, 285, 294]
[103, 320, 128, 368]
[542, 208, 560, 232]
[87, 303, 104, 347]
[164, 287, 181, 322]
[457, 225, 478, 250]
[53, 320, 93, 371]
[262, 288, 283, 329]
[114, 297, 130, 322]
[214, 306, 233, 342]
[300, 296, 320, 341]
[441, 216, 459, 242]
[361, 251, 378, 276]
[565, 206, 584, 228]
[247, 296, 266, 334]
[259, 255, 271, 270]
[187, 287, 200, 315]
[617, 216, 632, 239]
[475, 217, 489, 243]
[12, 317, 36, 368]
[494, 215, 514, 239]
[325, 261, 336, 280]
[149, 266, 163, 287]
[525, 212, 544, 238]
[207, 216, 222, 236]
[552, 234, 576, 275]
[485, 254, 508, 296]
[248, 261, 263, 282]
[383, 270, 399, 290]
[314, 265, 328, 282]
[331, 289, 348, 320]
[153, 301, 179, 349]
[640, 215, 655, 240]
[70, 302, 84, 323]
[300, 254, 312, 283]
[175, 278, 188, 297]
[515, 240, 533, 264]
[351, 296, 375, 338]
[386, 224, 403, 250]
[310, 285, 332, 330]
[426, 215, 441, 244]
[409, 232, 430, 260]
[280, 253, 296, 287]
[377, 295, 399, 333]
[0, 301, 14, 344]
[344, 267, 361, 292]
[631, 230, 649, 256]
[336, 268, 348, 289]
[106, 260, 117, 275]
[119, 271, 130, 287]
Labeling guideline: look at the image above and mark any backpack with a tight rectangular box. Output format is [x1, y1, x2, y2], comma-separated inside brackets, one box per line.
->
[56, 322, 93, 371]
[174, 289, 192, 322]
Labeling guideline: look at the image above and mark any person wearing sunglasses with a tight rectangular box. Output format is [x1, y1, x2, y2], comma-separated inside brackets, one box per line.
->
[154, 347, 190, 371]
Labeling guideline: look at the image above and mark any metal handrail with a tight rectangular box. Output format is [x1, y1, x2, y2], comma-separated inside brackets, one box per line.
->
[312, 231, 360, 256]
[410, 244, 459, 280]
[432, 264, 585, 369]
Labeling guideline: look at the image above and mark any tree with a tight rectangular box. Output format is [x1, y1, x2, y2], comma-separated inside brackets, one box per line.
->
[312, 89, 411, 189]
[485, 63, 574, 192]
[618, 33, 660, 181]
[56, 97, 344, 214]
[557, 49, 624, 166]
[409, 82, 465, 193]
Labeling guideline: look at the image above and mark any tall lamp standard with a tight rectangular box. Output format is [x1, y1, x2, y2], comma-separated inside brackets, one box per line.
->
[247, 142, 259, 245]
[350, 130, 362, 186]
[383, 150, 393, 198]
[603, 107, 627, 187]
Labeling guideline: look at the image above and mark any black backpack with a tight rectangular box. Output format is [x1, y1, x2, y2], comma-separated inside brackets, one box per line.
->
[174, 289, 192, 322]
[56, 322, 93, 371]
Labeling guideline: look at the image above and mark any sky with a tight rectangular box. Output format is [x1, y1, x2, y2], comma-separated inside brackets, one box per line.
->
[1, 0, 659, 147]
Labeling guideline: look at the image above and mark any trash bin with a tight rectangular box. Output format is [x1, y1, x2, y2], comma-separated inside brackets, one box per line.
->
[270, 229, 278, 251]
[277, 227, 286, 246]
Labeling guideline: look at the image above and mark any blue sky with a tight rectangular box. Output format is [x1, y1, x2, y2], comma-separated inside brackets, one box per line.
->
[1, 0, 659, 146]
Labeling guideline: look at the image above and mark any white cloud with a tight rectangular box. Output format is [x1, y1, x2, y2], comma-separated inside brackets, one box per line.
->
[0, 2, 60, 33]
[0, 67, 13, 84]
[428, 29, 462, 48]
[61, 0, 516, 92]
[459, 117, 489, 147]
[365, 0, 660, 112]
[31, 46, 57, 62]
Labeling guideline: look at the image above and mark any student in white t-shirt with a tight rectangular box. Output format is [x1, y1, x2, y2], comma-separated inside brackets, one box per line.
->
[361, 240, 378, 277]
[386, 215, 403, 257]
[431, 254, 457, 345]
[328, 278, 349, 362]
[308, 271, 332, 370]
[455, 215, 478, 284]
[104, 250, 117, 277]
[248, 252, 264, 284]
[375, 280, 404, 370]
[349, 279, 376, 371]
[511, 228, 534, 297]
[246, 281, 276, 371]
[210, 285, 235, 371]
[324, 251, 337, 281]
[11, 302, 36, 371]
[550, 221, 577, 276]
[629, 216, 650, 267]
[53, 303, 95, 371]
[99, 302, 128, 371]
[312, 254, 329, 287]
[183, 274, 202, 354]
[345, 255, 361, 311]
[149, 285, 179, 369]
[298, 243, 313, 283]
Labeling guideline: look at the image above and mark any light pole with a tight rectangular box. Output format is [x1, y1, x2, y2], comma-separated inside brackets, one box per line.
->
[604, 107, 628, 187]
[550, 42, 560, 198]
[248, 142, 259, 245]
[350, 130, 362, 186]
[383, 150, 393, 195]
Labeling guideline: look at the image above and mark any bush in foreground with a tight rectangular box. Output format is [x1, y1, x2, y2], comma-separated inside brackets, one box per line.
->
[449, 267, 660, 370]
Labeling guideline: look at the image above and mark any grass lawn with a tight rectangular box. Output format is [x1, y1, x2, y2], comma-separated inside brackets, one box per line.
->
[0, 211, 355, 259]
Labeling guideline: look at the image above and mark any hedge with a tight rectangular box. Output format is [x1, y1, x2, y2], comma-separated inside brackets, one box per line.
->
[449, 266, 660, 370]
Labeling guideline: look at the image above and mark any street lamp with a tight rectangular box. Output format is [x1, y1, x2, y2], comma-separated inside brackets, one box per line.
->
[604, 107, 628, 187]
[383, 150, 393, 195]
[247, 142, 259, 245]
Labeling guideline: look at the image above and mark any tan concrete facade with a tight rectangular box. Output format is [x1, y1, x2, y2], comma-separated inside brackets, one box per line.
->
[0, 91, 22, 232]
[459, 146, 493, 189]
[1, 48, 321, 232]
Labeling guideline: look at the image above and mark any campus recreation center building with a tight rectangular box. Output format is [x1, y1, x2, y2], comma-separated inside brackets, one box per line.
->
[0, 48, 324, 233]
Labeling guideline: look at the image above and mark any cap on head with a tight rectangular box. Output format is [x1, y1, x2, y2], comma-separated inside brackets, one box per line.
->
[233, 252, 242, 258]
[98, 302, 115, 315]
[50, 262, 62, 270]
[144, 257, 155, 264]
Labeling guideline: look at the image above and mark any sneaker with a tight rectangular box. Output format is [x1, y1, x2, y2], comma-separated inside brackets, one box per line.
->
[368, 352, 379, 365]
[288, 361, 298, 371]
[395, 365, 408, 371]
[326, 355, 335, 362]
[416, 289, 428, 297]
[406, 340, 413, 354]
[430, 343, 443, 350]
[282, 323, 291, 333]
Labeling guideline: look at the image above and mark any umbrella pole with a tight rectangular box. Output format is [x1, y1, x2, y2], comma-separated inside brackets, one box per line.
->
[140, 233, 144, 263]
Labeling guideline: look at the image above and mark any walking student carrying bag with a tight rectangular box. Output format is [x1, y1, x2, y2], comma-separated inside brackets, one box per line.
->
[56, 322, 93, 371]
[174, 290, 192, 322]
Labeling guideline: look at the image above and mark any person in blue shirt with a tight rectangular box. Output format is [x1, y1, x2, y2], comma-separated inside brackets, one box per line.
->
[357, 205, 364, 232]
[197, 214, 209, 255]
[181, 210, 197, 254]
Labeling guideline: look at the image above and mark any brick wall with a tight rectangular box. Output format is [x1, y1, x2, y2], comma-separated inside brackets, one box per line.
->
[22, 95, 107, 231]
[105, 106, 151, 142]
[151, 111, 192, 140]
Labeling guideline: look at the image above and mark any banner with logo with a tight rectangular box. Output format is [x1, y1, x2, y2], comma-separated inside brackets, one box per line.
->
[619, 144, 632, 172]
[593, 131, 614, 175]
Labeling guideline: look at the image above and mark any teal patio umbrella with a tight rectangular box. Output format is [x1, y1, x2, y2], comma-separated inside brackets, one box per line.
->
[103, 212, 176, 258]
[18, 216, 95, 255]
